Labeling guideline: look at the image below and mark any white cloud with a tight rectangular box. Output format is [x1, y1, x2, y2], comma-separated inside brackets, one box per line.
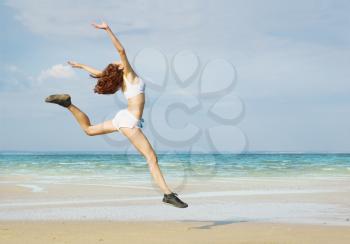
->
[6, 65, 20, 72]
[37, 64, 75, 82]
[0, 63, 76, 91]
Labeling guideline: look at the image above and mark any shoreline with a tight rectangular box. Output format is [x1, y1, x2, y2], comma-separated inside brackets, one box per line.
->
[1, 176, 350, 225]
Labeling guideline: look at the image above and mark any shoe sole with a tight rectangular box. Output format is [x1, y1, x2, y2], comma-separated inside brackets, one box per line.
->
[162, 201, 188, 208]
[45, 94, 70, 101]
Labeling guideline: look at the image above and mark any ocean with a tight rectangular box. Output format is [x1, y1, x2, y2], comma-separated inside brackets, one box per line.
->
[1, 152, 350, 180]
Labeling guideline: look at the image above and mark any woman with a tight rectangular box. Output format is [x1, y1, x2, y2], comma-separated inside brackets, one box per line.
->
[45, 21, 188, 208]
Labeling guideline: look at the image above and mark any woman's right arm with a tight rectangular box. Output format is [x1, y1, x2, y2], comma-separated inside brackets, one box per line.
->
[92, 21, 135, 77]
[68, 61, 102, 77]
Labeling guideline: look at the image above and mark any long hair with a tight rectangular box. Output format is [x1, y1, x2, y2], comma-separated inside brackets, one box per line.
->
[91, 63, 123, 94]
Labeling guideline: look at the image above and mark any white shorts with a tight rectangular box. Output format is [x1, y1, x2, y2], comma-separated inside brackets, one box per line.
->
[112, 109, 144, 130]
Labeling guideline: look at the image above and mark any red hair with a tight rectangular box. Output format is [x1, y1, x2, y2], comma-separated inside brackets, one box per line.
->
[91, 63, 123, 94]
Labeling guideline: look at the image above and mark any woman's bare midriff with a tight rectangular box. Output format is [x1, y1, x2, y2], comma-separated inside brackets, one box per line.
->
[127, 93, 145, 120]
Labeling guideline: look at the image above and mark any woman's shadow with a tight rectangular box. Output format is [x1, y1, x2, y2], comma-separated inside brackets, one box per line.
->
[181, 219, 250, 230]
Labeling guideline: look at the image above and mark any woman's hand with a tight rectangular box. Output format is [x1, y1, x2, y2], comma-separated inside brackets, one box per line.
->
[67, 61, 82, 68]
[91, 21, 109, 30]
[68, 62, 102, 76]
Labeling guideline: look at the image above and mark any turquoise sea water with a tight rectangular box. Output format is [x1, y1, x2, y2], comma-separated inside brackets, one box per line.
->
[1, 153, 350, 180]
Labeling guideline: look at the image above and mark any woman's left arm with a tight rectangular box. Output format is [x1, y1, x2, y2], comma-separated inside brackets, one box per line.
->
[67, 61, 102, 77]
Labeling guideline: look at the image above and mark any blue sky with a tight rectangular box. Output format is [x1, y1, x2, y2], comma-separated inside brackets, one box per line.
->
[1, 0, 350, 152]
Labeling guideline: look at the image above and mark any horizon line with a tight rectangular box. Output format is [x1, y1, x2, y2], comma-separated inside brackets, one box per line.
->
[1, 150, 350, 155]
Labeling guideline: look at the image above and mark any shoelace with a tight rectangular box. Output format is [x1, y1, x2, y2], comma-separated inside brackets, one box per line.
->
[165, 192, 178, 197]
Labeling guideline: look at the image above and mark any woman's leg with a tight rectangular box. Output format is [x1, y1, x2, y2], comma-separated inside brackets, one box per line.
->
[120, 127, 172, 194]
[67, 104, 118, 136]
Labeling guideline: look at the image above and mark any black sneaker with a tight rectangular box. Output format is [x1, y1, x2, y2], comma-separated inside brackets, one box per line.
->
[45, 94, 71, 108]
[163, 192, 188, 208]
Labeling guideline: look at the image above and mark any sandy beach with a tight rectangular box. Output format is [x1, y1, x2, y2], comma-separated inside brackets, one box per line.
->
[1, 174, 350, 243]
[1, 221, 350, 244]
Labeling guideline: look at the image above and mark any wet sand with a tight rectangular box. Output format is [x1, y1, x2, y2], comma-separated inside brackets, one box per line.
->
[1, 175, 350, 243]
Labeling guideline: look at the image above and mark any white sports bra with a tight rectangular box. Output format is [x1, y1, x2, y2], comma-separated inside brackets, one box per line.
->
[123, 76, 146, 99]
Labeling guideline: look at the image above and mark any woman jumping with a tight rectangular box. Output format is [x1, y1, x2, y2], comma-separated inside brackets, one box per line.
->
[45, 21, 188, 208]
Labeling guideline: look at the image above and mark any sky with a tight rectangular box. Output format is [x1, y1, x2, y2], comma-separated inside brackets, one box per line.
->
[1, 0, 350, 153]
